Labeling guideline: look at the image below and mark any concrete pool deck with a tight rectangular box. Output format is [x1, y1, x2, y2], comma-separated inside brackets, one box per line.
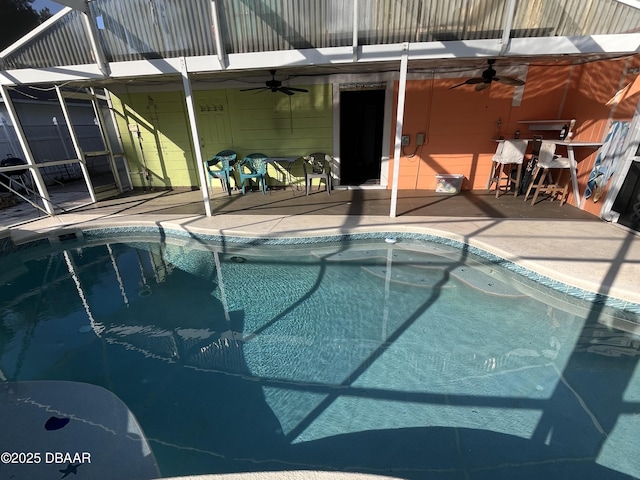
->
[3, 187, 640, 309]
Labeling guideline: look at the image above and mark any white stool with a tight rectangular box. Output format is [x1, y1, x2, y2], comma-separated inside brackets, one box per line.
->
[488, 140, 527, 197]
[524, 141, 573, 206]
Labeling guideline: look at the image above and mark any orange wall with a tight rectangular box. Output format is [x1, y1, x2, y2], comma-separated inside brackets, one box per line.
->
[562, 56, 640, 214]
[389, 56, 640, 216]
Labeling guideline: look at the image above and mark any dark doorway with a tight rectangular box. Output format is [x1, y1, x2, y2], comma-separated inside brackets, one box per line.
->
[612, 161, 640, 232]
[339, 89, 385, 186]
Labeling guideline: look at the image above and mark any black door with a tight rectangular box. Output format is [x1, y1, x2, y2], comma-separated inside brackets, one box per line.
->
[613, 161, 640, 232]
[340, 89, 385, 185]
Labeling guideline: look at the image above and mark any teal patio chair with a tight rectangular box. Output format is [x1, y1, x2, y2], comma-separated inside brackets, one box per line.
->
[237, 153, 268, 195]
[206, 150, 237, 195]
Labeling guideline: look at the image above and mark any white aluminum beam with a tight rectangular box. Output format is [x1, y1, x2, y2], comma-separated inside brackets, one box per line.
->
[104, 89, 133, 190]
[82, 9, 109, 77]
[499, 0, 518, 56]
[210, 1, 227, 69]
[56, 85, 97, 203]
[389, 43, 409, 218]
[0, 8, 73, 59]
[90, 87, 123, 192]
[59, 91, 94, 100]
[3, 35, 640, 86]
[0, 85, 54, 215]
[613, 0, 640, 10]
[0, 65, 105, 85]
[507, 34, 640, 56]
[107, 57, 185, 78]
[352, 0, 359, 62]
[180, 58, 213, 217]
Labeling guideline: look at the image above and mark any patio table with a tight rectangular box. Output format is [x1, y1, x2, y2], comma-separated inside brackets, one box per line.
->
[265, 156, 302, 189]
[493, 139, 603, 207]
[550, 140, 603, 208]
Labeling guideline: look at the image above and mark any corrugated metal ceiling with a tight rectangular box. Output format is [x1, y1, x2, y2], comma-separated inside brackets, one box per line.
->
[1, 0, 639, 70]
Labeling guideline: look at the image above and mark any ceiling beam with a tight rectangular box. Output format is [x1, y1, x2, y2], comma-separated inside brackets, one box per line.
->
[0, 8, 72, 59]
[2, 34, 639, 86]
[613, 0, 640, 10]
[499, 0, 518, 56]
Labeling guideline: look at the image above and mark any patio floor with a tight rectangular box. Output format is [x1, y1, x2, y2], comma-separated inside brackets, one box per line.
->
[1, 184, 639, 308]
[0, 183, 600, 220]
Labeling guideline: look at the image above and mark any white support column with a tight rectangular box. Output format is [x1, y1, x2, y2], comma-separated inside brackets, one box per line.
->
[56, 85, 97, 203]
[90, 87, 123, 192]
[210, 0, 227, 69]
[0, 84, 55, 215]
[389, 43, 409, 218]
[352, 0, 359, 62]
[181, 57, 213, 217]
[104, 90, 133, 190]
[82, 7, 109, 76]
[499, 0, 518, 56]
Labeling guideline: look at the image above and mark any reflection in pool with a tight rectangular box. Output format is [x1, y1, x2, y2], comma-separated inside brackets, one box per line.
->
[1, 230, 639, 479]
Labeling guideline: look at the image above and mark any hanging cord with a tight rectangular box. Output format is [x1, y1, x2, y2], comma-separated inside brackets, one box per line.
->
[403, 71, 434, 160]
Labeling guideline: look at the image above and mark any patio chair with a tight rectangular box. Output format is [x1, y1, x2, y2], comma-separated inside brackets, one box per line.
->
[304, 153, 332, 195]
[206, 150, 237, 195]
[488, 140, 527, 197]
[237, 153, 268, 195]
[524, 141, 573, 205]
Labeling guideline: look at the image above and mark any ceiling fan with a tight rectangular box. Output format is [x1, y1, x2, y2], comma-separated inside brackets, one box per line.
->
[449, 59, 525, 91]
[240, 70, 309, 96]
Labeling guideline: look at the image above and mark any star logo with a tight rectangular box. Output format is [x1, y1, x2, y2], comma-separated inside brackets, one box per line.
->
[59, 463, 80, 478]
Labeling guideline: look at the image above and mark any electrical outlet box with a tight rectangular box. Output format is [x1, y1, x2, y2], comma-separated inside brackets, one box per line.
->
[416, 133, 425, 145]
[401, 135, 410, 146]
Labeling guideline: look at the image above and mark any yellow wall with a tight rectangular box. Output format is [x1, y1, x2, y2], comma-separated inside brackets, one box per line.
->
[111, 84, 332, 190]
[111, 90, 197, 189]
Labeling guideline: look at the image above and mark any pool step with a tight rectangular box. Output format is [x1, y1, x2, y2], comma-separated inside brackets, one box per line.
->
[362, 263, 525, 296]
[361, 264, 453, 289]
[311, 246, 526, 297]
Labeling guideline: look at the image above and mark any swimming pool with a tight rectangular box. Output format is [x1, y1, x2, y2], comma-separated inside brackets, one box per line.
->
[1, 227, 639, 480]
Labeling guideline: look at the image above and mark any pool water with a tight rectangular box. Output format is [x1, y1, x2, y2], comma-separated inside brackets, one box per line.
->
[1, 231, 640, 479]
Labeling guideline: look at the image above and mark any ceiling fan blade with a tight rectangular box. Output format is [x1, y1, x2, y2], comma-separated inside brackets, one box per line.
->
[283, 87, 309, 93]
[475, 81, 491, 91]
[494, 76, 526, 86]
[277, 87, 296, 96]
[449, 77, 485, 90]
[240, 87, 268, 92]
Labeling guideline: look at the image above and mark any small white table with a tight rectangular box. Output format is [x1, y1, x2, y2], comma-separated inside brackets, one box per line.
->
[265, 156, 301, 189]
[551, 141, 603, 207]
